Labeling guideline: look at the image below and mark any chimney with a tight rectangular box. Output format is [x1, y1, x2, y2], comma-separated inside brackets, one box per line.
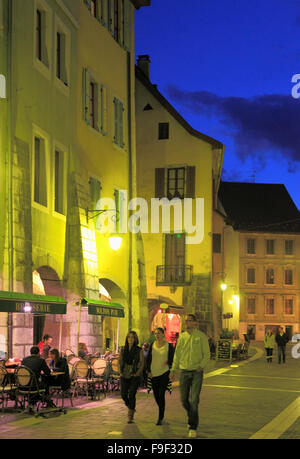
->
[137, 55, 151, 80]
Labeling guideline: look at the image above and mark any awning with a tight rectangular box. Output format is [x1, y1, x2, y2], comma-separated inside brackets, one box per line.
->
[0, 291, 67, 315]
[81, 298, 125, 318]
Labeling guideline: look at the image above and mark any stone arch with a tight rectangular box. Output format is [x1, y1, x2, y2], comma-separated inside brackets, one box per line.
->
[99, 278, 127, 351]
[33, 266, 66, 349]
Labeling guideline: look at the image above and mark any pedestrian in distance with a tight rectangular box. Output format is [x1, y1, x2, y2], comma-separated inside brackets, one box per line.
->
[275, 326, 289, 364]
[118, 330, 144, 423]
[264, 329, 275, 363]
[170, 314, 210, 438]
[146, 327, 174, 425]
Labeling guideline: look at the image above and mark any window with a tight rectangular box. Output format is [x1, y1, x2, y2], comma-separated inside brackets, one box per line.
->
[55, 17, 70, 88]
[247, 239, 256, 254]
[247, 298, 256, 315]
[265, 298, 275, 315]
[36, 9, 42, 61]
[91, 0, 98, 17]
[266, 268, 275, 284]
[54, 149, 65, 215]
[266, 239, 275, 255]
[164, 233, 185, 282]
[34, 1, 50, 72]
[83, 69, 108, 135]
[285, 240, 294, 255]
[213, 233, 221, 253]
[34, 136, 47, 207]
[247, 268, 256, 284]
[158, 122, 169, 140]
[113, 97, 124, 147]
[284, 298, 294, 315]
[285, 269, 293, 285]
[114, 189, 120, 233]
[167, 167, 185, 199]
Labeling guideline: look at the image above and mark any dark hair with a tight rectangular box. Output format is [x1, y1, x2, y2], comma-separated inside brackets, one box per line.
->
[30, 346, 40, 355]
[50, 348, 60, 361]
[125, 330, 139, 346]
[155, 327, 165, 335]
[43, 334, 52, 341]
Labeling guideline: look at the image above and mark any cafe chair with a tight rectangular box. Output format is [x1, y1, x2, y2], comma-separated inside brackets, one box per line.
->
[14, 365, 47, 413]
[0, 366, 16, 412]
[91, 358, 107, 399]
[49, 384, 73, 408]
[73, 360, 95, 400]
[107, 358, 120, 392]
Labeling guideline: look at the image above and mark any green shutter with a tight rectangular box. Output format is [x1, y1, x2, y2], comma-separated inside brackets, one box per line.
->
[101, 85, 108, 135]
[186, 166, 195, 198]
[89, 177, 102, 210]
[123, 0, 131, 51]
[82, 68, 89, 122]
[119, 101, 124, 148]
[114, 189, 120, 232]
[155, 168, 165, 198]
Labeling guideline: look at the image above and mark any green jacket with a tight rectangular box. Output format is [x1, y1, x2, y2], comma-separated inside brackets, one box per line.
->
[171, 329, 210, 372]
[264, 333, 275, 349]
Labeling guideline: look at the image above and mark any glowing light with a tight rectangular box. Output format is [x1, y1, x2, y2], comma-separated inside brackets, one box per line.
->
[220, 283, 227, 291]
[109, 236, 122, 251]
[228, 300, 233, 305]
[24, 302, 32, 313]
[168, 314, 174, 319]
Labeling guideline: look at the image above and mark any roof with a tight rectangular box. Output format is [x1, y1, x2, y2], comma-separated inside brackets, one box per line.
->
[135, 66, 224, 150]
[218, 181, 300, 233]
[131, 0, 151, 9]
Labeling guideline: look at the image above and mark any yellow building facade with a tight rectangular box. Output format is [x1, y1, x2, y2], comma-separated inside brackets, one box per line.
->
[0, 0, 150, 359]
[135, 57, 225, 339]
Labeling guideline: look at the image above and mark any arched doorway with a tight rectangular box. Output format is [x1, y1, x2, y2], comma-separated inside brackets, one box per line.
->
[33, 267, 65, 349]
[148, 297, 184, 346]
[99, 278, 127, 352]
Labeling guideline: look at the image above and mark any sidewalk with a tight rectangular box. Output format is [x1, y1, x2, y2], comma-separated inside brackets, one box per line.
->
[0, 345, 260, 429]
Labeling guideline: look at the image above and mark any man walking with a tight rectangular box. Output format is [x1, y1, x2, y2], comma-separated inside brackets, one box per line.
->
[275, 327, 289, 364]
[170, 314, 210, 438]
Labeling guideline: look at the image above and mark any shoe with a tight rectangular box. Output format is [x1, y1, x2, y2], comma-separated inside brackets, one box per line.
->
[156, 419, 163, 426]
[46, 400, 56, 409]
[188, 429, 197, 438]
[127, 409, 134, 423]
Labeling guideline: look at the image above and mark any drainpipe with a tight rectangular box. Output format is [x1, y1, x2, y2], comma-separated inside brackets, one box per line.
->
[127, 50, 132, 330]
[7, 0, 14, 358]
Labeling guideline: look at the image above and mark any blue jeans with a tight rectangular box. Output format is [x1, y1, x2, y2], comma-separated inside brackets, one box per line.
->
[179, 370, 204, 430]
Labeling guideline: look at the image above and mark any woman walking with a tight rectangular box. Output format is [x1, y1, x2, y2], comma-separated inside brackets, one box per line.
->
[264, 328, 275, 363]
[118, 331, 144, 423]
[146, 327, 174, 425]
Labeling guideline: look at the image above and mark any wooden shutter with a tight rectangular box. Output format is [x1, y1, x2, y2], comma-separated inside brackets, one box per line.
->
[123, 0, 131, 51]
[89, 177, 101, 209]
[118, 100, 124, 147]
[100, 0, 108, 27]
[155, 168, 165, 198]
[185, 166, 195, 198]
[82, 68, 89, 122]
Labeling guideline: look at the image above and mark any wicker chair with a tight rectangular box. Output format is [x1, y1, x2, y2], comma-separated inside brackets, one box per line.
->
[73, 360, 95, 400]
[14, 365, 47, 413]
[0, 366, 16, 412]
[91, 358, 107, 399]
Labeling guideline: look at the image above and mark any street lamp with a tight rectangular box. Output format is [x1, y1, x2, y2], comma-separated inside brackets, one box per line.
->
[109, 236, 122, 251]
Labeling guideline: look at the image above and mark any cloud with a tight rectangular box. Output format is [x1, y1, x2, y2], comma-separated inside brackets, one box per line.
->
[167, 85, 300, 170]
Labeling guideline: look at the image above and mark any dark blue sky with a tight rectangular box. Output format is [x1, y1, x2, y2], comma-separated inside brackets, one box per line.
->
[135, 0, 300, 210]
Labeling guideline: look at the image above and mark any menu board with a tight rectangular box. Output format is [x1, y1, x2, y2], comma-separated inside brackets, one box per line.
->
[216, 339, 232, 362]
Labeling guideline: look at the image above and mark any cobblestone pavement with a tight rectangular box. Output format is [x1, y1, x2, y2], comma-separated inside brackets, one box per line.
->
[1, 345, 300, 440]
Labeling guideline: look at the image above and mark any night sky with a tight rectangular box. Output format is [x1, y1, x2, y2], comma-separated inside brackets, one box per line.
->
[135, 0, 300, 210]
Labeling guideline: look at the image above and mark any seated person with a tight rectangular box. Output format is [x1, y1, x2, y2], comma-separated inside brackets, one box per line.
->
[40, 334, 53, 360]
[78, 342, 91, 361]
[21, 346, 54, 408]
[49, 349, 71, 391]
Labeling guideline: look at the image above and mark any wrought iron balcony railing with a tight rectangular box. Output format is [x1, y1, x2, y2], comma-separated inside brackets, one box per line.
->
[156, 265, 193, 286]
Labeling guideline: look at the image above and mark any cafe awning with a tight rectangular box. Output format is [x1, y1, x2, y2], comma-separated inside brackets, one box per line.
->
[80, 298, 125, 318]
[0, 291, 67, 314]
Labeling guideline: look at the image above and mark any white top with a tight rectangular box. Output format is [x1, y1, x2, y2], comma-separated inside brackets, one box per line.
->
[151, 342, 169, 377]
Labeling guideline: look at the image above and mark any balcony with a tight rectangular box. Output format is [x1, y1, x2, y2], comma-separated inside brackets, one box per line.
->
[156, 265, 193, 286]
